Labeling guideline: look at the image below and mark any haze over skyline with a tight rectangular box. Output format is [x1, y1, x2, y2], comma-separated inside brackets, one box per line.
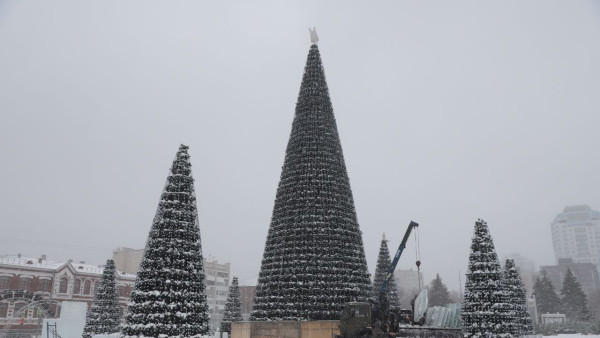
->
[1, 1, 599, 291]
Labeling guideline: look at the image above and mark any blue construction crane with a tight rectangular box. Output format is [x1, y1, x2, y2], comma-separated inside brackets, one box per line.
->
[379, 221, 420, 306]
[338, 221, 421, 338]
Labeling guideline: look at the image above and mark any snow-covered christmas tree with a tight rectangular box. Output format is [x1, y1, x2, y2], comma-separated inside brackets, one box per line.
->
[461, 219, 512, 338]
[561, 268, 590, 322]
[220, 276, 242, 337]
[371, 235, 401, 311]
[121, 145, 210, 338]
[250, 41, 371, 321]
[503, 259, 534, 336]
[82, 259, 120, 338]
[533, 270, 561, 319]
[428, 273, 451, 307]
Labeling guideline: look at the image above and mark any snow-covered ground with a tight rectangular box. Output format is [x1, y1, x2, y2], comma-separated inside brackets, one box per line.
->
[544, 335, 600, 337]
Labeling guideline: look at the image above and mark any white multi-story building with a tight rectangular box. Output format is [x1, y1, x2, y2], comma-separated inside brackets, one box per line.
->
[203, 259, 230, 329]
[551, 205, 600, 266]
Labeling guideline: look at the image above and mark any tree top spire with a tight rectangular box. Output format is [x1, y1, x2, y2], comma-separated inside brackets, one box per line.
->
[309, 27, 319, 45]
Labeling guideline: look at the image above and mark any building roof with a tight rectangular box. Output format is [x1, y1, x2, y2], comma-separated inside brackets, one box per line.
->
[0, 255, 136, 280]
[0, 256, 64, 270]
[553, 205, 600, 224]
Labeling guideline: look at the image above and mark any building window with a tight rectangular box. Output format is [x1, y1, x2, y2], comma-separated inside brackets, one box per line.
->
[18, 278, 30, 291]
[116, 285, 125, 297]
[38, 279, 51, 292]
[94, 281, 100, 294]
[0, 303, 8, 317]
[59, 277, 68, 294]
[0, 277, 11, 290]
[73, 279, 81, 294]
[13, 302, 26, 318]
[83, 280, 91, 295]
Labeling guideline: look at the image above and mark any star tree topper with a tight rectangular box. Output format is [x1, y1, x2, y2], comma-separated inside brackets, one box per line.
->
[309, 27, 319, 45]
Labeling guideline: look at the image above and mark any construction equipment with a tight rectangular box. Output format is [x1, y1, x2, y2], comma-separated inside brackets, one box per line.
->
[338, 221, 420, 338]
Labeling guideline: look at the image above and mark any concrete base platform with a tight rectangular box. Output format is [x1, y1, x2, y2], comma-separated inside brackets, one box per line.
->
[231, 320, 340, 338]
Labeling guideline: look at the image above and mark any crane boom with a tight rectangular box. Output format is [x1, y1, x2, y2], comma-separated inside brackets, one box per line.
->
[379, 221, 419, 303]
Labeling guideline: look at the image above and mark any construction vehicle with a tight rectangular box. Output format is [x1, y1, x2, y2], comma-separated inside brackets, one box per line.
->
[338, 221, 420, 338]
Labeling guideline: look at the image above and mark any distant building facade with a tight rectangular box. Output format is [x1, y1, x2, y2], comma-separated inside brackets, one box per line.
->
[1, 251, 232, 333]
[551, 205, 600, 266]
[112, 247, 144, 275]
[239, 285, 257, 320]
[204, 259, 230, 329]
[0, 255, 135, 332]
[395, 268, 423, 293]
[394, 269, 423, 308]
[540, 258, 600, 295]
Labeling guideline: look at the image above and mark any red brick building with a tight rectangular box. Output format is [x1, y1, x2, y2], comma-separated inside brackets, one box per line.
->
[0, 255, 135, 332]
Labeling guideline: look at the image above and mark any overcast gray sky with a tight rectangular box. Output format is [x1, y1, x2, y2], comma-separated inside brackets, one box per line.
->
[1, 1, 599, 292]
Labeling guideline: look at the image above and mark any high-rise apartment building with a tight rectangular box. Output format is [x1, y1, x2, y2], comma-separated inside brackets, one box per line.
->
[551, 205, 600, 266]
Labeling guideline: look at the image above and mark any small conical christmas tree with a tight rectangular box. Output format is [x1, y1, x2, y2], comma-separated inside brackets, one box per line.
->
[220, 277, 242, 337]
[371, 235, 401, 310]
[251, 41, 371, 321]
[121, 145, 210, 338]
[428, 273, 451, 307]
[461, 219, 512, 338]
[82, 259, 120, 338]
[533, 270, 561, 318]
[503, 259, 534, 336]
[561, 268, 591, 322]
[371, 234, 402, 325]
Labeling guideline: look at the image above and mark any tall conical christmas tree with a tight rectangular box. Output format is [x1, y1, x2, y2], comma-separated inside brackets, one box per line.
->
[251, 39, 371, 321]
[461, 219, 512, 338]
[121, 145, 210, 338]
[220, 277, 242, 337]
[82, 259, 120, 338]
[503, 259, 534, 336]
[561, 268, 591, 322]
[371, 235, 401, 311]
